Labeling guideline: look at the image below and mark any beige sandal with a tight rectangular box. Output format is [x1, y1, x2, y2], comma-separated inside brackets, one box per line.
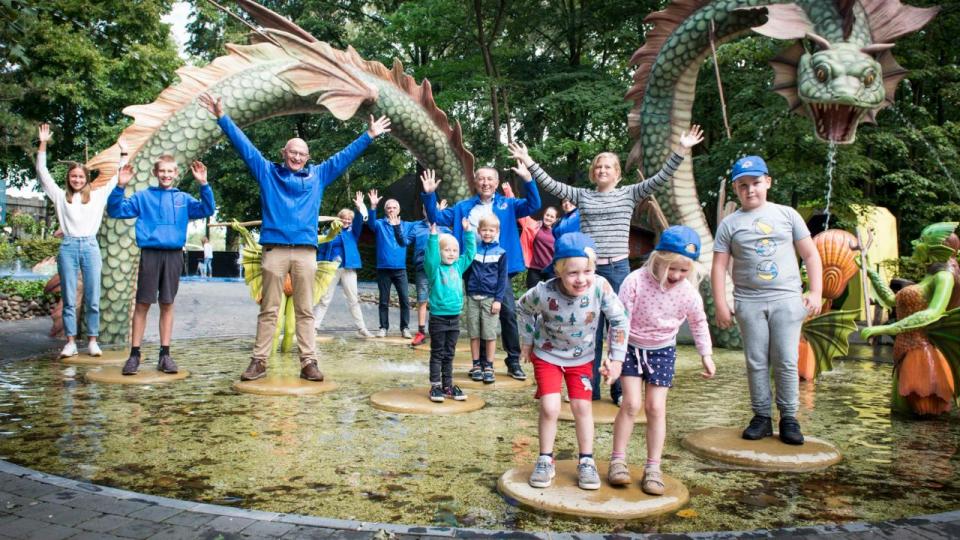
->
[641, 469, 665, 496]
[607, 458, 631, 486]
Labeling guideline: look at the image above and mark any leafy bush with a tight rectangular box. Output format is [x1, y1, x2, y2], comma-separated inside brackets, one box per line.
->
[15, 237, 61, 265]
[0, 278, 55, 302]
[0, 238, 14, 264]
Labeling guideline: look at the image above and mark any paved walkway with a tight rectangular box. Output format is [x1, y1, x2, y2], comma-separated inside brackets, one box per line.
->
[1, 282, 959, 539]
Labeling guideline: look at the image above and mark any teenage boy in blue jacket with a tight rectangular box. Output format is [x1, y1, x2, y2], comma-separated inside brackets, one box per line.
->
[108, 157, 215, 376]
[423, 166, 541, 380]
[366, 189, 414, 338]
[200, 93, 390, 382]
[463, 214, 509, 383]
[313, 191, 372, 338]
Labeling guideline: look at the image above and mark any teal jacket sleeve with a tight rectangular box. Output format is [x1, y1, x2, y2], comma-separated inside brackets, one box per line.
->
[425, 232, 440, 276]
[456, 231, 477, 274]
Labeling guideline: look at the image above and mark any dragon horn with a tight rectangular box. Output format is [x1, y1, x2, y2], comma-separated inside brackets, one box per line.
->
[861, 43, 895, 55]
[805, 32, 831, 51]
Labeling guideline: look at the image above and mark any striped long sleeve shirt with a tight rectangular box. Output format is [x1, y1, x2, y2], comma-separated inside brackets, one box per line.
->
[528, 152, 684, 258]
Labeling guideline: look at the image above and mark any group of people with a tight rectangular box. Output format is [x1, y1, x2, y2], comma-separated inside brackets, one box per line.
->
[37, 96, 822, 498]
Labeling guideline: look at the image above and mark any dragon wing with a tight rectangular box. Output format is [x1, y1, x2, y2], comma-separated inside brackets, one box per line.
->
[926, 307, 960, 398]
[801, 308, 860, 378]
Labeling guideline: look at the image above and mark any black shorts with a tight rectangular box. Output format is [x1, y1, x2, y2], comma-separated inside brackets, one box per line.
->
[136, 249, 183, 305]
[621, 345, 677, 388]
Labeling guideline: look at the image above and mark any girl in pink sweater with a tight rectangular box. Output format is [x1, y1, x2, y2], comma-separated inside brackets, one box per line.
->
[605, 225, 716, 495]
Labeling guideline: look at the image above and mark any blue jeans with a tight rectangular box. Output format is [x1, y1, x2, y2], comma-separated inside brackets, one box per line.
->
[593, 258, 630, 401]
[202, 257, 212, 277]
[57, 236, 102, 338]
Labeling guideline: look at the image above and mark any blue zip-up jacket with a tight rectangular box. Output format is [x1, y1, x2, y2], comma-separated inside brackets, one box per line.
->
[216, 115, 373, 246]
[317, 211, 365, 269]
[107, 185, 215, 249]
[368, 208, 412, 270]
[553, 209, 580, 238]
[423, 180, 541, 275]
[464, 240, 509, 303]
[408, 220, 452, 267]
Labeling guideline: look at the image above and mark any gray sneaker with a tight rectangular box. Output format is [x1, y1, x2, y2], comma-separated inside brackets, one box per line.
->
[528, 455, 555, 488]
[577, 458, 601, 490]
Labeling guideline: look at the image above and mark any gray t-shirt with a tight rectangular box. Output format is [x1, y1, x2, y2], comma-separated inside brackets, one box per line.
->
[714, 203, 810, 302]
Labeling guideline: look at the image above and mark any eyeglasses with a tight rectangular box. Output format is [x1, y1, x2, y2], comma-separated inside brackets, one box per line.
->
[286, 151, 309, 158]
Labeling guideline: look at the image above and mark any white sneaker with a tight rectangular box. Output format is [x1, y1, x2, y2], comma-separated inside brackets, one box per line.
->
[59, 342, 78, 358]
[356, 328, 374, 338]
[401, 328, 413, 339]
[88, 341, 102, 357]
[376, 328, 387, 338]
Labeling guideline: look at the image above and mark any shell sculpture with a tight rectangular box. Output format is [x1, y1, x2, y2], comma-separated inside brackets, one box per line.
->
[798, 229, 862, 381]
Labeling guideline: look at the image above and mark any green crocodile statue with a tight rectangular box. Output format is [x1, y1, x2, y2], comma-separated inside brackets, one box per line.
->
[625, 0, 938, 347]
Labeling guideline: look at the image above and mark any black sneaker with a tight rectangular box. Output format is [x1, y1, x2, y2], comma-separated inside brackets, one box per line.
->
[507, 363, 526, 381]
[742, 414, 773, 440]
[157, 353, 178, 374]
[121, 354, 140, 376]
[779, 416, 805, 445]
[445, 385, 467, 401]
[482, 369, 496, 384]
[469, 361, 483, 381]
[429, 385, 445, 403]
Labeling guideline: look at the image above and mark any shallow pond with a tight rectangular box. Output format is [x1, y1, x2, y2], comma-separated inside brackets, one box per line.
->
[0, 338, 957, 534]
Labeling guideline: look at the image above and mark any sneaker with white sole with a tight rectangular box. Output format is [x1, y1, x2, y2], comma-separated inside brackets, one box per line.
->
[401, 328, 413, 339]
[376, 328, 387, 338]
[88, 341, 102, 357]
[59, 341, 78, 358]
[356, 328, 374, 338]
[528, 455, 555, 488]
[429, 385, 445, 403]
[577, 457, 601, 490]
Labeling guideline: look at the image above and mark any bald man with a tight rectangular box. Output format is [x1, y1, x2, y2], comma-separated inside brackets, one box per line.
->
[201, 93, 391, 382]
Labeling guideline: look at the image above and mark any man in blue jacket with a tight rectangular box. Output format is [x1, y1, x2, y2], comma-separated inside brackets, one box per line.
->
[366, 190, 414, 338]
[108, 157, 215, 376]
[423, 166, 541, 380]
[200, 93, 391, 382]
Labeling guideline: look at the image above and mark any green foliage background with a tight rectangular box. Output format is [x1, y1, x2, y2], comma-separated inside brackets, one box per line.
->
[1, 0, 957, 257]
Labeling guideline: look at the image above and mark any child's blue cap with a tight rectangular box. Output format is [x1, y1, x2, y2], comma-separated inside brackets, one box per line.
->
[545, 233, 596, 275]
[655, 225, 701, 261]
[731, 155, 768, 181]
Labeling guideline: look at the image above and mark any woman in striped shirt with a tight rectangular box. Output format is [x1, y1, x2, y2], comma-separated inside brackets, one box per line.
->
[507, 125, 703, 403]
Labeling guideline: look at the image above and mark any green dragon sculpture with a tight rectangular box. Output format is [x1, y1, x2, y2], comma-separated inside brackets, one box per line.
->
[85, 0, 476, 344]
[625, 0, 938, 347]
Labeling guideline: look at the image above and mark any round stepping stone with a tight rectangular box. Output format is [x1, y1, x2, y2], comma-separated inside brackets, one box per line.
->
[559, 399, 639, 424]
[61, 349, 127, 366]
[370, 387, 485, 415]
[454, 371, 532, 390]
[368, 336, 414, 346]
[681, 427, 842, 471]
[498, 460, 688, 519]
[84, 366, 189, 384]
[315, 335, 335, 344]
[233, 375, 337, 396]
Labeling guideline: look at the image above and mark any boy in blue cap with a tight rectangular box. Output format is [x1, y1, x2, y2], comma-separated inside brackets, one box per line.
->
[108, 156, 216, 375]
[711, 156, 823, 445]
[518, 232, 629, 490]
[609, 225, 715, 494]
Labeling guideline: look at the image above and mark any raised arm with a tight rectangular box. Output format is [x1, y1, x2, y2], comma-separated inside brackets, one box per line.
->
[861, 271, 954, 339]
[186, 161, 215, 219]
[553, 209, 579, 238]
[457, 228, 478, 274]
[626, 125, 702, 201]
[508, 142, 582, 204]
[424, 225, 441, 276]
[316, 115, 389, 188]
[510, 166, 542, 219]
[35, 124, 61, 200]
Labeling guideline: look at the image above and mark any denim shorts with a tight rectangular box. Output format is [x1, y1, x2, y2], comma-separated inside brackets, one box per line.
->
[414, 264, 429, 303]
[621, 345, 677, 388]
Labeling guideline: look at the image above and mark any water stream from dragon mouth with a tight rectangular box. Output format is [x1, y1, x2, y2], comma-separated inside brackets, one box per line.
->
[823, 141, 837, 230]
[887, 105, 959, 198]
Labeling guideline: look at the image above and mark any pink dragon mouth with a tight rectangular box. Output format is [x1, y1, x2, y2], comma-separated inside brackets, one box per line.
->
[808, 102, 868, 144]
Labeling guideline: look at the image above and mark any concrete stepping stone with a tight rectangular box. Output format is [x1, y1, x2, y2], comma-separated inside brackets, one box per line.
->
[559, 399, 640, 424]
[498, 460, 688, 519]
[233, 375, 337, 396]
[370, 387, 485, 414]
[84, 365, 189, 384]
[61, 349, 127, 366]
[681, 426, 842, 471]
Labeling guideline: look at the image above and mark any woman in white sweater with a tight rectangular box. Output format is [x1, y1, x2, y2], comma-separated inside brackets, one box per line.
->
[36, 123, 126, 358]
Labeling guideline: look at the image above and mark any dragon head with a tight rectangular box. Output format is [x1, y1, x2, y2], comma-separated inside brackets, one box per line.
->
[912, 222, 959, 265]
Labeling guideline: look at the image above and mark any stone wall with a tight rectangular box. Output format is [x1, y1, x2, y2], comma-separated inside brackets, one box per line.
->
[0, 294, 54, 321]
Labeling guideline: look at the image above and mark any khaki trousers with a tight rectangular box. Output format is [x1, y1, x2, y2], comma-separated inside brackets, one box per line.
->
[252, 246, 317, 366]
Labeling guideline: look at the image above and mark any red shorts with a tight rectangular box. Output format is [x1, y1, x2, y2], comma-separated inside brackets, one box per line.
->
[531, 353, 594, 400]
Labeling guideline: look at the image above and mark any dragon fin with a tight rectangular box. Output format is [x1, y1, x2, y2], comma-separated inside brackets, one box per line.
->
[741, 4, 814, 40]
[859, 0, 939, 43]
[769, 43, 808, 117]
[233, 0, 318, 44]
[801, 308, 859, 379]
[927, 307, 960, 398]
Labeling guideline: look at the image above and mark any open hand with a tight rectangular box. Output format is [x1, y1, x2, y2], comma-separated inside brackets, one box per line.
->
[353, 191, 365, 209]
[368, 189, 381, 208]
[117, 164, 134, 188]
[438, 199, 448, 211]
[430, 222, 437, 234]
[367, 114, 391, 138]
[507, 141, 533, 166]
[199, 93, 224, 118]
[701, 355, 716, 379]
[190, 161, 208, 184]
[509, 160, 532, 181]
[420, 169, 441, 193]
[38, 123, 52, 143]
[461, 217, 471, 232]
[677, 124, 704, 154]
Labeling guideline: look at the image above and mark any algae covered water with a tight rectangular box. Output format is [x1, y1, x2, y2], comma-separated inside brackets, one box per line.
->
[0, 338, 957, 534]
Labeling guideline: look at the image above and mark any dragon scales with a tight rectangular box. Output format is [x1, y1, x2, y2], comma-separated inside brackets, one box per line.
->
[625, 0, 938, 348]
[86, 0, 476, 344]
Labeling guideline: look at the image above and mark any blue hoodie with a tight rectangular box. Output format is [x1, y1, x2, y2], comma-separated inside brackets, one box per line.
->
[317, 211, 365, 269]
[423, 181, 541, 275]
[216, 115, 373, 246]
[553, 208, 580, 238]
[408, 220, 452, 267]
[368, 208, 412, 270]
[464, 240, 509, 302]
[107, 185, 215, 249]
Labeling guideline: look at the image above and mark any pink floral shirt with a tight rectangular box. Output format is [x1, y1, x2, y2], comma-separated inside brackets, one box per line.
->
[618, 267, 712, 356]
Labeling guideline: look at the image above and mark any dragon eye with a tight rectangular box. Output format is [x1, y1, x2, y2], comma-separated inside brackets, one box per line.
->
[864, 71, 876, 86]
[815, 67, 829, 83]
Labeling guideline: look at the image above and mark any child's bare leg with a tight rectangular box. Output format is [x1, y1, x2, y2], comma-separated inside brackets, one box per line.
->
[538, 393, 561, 454]
[131, 303, 150, 347]
[612, 376, 643, 454]
[158, 303, 174, 346]
[484, 339, 496, 364]
[644, 383, 670, 463]
[470, 337, 480, 360]
[569, 398, 594, 455]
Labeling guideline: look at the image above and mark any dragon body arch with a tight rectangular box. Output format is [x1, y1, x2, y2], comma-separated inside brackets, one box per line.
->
[625, 0, 937, 347]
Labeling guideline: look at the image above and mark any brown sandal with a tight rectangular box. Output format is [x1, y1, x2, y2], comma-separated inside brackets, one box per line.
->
[641, 469, 665, 496]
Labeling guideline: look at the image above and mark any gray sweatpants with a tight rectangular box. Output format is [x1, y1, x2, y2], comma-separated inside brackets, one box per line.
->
[734, 295, 807, 418]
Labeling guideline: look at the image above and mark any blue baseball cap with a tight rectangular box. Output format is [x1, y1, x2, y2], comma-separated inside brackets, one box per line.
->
[731, 155, 768, 181]
[546, 232, 596, 274]
[655, 225, 701, 261]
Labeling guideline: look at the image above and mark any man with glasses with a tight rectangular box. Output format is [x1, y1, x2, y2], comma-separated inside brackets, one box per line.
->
[200, 93, 391, 382]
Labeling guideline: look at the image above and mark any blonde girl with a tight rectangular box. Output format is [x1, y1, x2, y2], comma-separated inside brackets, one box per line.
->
[606, 225, 715, 495]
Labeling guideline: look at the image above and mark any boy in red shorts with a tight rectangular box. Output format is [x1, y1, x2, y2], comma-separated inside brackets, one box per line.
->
[517, 232, 629, 490]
